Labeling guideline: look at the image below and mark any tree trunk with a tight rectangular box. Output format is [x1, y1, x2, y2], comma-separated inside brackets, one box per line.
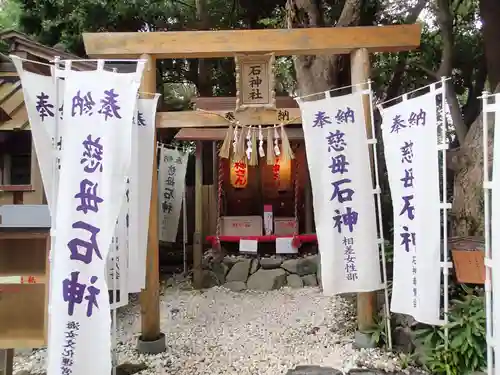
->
[196, 0, 212, 96]
[285, 0, 362, 95]
[450, 0, 500, 236]
[480, 0, 500, 90]
[450, 112, 493, 236]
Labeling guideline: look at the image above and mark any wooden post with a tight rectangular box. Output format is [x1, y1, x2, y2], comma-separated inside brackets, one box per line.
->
[139, 54, 162, 342]
[305, 176, 313, 233]
[350, 48, 377, 334]
[0, 349, 13, 375]
[193, 141, 203, 289]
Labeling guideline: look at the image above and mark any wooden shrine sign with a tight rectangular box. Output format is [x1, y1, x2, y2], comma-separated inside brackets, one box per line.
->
[235, 53, 276, 112]
[452, 249, 485, 284]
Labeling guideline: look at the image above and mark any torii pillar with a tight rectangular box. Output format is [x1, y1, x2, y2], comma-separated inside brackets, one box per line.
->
[83, 24, 422, 350]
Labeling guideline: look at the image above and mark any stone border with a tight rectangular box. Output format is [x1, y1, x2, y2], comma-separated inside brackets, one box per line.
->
[201, 254, 320, 291]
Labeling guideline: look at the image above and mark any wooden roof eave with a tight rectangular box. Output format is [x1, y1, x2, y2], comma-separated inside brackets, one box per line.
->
[0, 30, 95, 71]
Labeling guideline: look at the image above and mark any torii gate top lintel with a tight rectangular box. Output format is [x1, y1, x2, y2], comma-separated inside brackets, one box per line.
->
[83, 24, 422, 59]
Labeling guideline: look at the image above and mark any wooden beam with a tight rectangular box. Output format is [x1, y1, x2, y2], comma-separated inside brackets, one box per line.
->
[156, 108, 301, 128]
[139, 54, 162, 343]
[174, 127, 304, 141]
[0, 349, 14, 375]
[195, 96, 298, 111]
[83, 24, 422, 59]
[351, 48, 378, 338]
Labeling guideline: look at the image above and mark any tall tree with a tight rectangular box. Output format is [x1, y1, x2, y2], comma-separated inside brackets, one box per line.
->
[408, 0, 493, 236]
[285, 0, 429, 96]
[13, 0, 497, 236]
[447, 0, 496, 236]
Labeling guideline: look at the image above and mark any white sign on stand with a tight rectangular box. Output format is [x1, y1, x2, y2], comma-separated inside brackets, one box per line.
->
[276, 237, 298, 254]
[239, 239, 258, 254]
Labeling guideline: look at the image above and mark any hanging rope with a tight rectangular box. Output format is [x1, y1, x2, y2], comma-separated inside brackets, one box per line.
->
[292, 145, 301, 249]
[195, 107, 300, 161]
[213, 141, 225, 251]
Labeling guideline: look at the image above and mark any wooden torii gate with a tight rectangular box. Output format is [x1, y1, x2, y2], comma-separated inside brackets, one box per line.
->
[83, 24, 422, 351]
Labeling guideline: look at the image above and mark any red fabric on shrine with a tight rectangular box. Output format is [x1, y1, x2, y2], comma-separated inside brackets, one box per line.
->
[207, 234, 317, 248]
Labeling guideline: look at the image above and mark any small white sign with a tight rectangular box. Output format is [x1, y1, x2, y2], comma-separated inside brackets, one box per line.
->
[276, 237, 298, 254]
[239, 239, 258, 253]
[0, 276, 22, 284]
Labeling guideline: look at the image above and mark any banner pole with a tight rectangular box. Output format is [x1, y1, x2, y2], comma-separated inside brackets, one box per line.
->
[368, 80, 392, 350]
[439, 77, 450, 350]
[183, 187, 188, 275]
[46, 55, 62, 372]
[482, 91, 493, 375]
[110, 66, 119, 375]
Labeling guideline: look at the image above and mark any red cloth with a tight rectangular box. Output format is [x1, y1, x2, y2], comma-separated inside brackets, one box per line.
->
[207, 234, 317, 247]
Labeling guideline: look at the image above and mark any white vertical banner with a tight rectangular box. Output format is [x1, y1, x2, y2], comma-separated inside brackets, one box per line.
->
[11, 56, 64, 213]
[46, 64, 144, 375]
[107, 196, 129, 309]
[158, 147, 189, 243]
[128, 96, 160, 293]
[380, 90, 441, 325]
[298, 91, 382, 295]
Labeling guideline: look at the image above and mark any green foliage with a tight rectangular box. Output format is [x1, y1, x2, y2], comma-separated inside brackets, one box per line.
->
[365, 312, 388, 347]
[415, 285, 486, 375]
[10, 0, 486, 117]
[384, 242, 394, 265]
[162, 82, 197, 111]
[398, 352, 418, 370]
[0, 0, 22, 30]
[0, 0, 22, 53]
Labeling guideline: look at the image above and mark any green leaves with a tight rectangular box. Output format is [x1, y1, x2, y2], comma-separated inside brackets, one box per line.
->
[415, 288, 486, 375]
[365, 312, 388, 347]
[0, 0, 22, 31]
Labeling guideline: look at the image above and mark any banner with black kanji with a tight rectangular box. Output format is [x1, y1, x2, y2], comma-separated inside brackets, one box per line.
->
[158, 146, 188, 243]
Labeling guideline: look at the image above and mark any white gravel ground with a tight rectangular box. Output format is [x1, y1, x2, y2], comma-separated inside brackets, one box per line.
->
[14, 279, 403, 375]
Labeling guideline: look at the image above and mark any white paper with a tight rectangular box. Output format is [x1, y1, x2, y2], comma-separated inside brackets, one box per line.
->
[239, 239, 258, 253]
[276, 237, 298, 254]
[381, 90, 441, 325]
[128, 97, 159, 293]
[46, 66, 143, 375]
[158, 147, 189, 243]
[298, 91, 382, 295]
